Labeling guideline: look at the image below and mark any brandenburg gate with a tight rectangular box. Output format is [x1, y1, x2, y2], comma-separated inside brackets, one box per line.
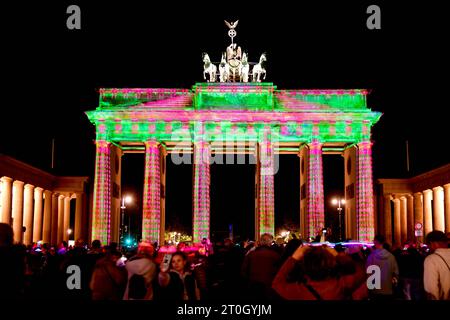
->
[85, 83, 381, 245]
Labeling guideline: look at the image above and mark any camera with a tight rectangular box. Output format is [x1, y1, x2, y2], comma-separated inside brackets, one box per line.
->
[161, 254, 172, 272]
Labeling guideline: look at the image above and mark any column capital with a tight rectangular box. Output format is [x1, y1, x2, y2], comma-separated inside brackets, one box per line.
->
[24, 184, 35, 190]
[443, 183, 450, 189]
[405, 193, 413, 199]
[413, 191, 423, 197]
[432, 186, 444, 192]
[13, 180, 24, 187]
[34, 187, 44, 193]
[357, 140, 373, 147]
[1, 176, 13, 183]
[392, 198, 401, 203]
[423, 189, 433, 195]
[384, 194, 393, 200]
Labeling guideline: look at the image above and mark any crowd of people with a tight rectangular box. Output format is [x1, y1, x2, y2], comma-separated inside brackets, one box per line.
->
[0, 222, 449, 300]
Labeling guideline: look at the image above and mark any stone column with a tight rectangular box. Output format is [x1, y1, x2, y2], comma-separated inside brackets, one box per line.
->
[444, 183, 450, 233]
[256, 135, 276, 238]
[63, 196, 71, 241]
[159, 146, 167, 246]
[306, 141, 324, 238]
[1, 176, 13, 224]
[23, 184, 35, 245]
[400, 196, 408, 245]
[423, 189, 433, 237]
[57, 195, 65, 244]
[193, 140, 211, 243]
[299, 144, 309, 239]
[432, 186, 445, 232]
[343, 146, 357, 240]
[142, 140, 161, 243]
[91, 140, 111, 245]
[393, 198, 401, 247]
[12, 180, 25, 243]
[413, 192, 424, 240]
[74, 193, 83, 241]
[406, 194, 414, 241]
[384, 195, 392, 244]
[51, 193, 59, 245]
[356, 141, 375, 242]
[42, 190, 52, 244]
[33, 187, 44, 243]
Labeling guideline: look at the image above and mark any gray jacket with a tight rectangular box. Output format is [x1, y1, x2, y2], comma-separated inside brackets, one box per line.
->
[366, 248, 399, 295]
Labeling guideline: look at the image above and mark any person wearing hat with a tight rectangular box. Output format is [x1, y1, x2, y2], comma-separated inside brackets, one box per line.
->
[424, 231, 450, 300]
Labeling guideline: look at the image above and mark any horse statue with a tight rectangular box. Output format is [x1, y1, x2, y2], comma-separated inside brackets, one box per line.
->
[203, 53, 217, 82]
[240, 52, 250, 82]
[219, 53, 230, 82]
[252, 53, 267, 82]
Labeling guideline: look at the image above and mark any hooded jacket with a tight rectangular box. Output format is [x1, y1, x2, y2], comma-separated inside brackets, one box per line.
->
[366, 248, 399, 295]
[123, 256, 156, 300]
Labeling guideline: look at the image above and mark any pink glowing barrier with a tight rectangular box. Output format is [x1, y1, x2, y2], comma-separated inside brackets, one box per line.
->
[155, 244, 204, 265]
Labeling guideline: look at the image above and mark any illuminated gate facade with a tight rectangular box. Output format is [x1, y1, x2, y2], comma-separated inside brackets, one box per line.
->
[86, 82, 381, 245]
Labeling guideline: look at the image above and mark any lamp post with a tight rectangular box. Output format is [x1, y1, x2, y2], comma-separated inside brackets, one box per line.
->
[332, 197, 346, 241]
[120, 195, 132, 246]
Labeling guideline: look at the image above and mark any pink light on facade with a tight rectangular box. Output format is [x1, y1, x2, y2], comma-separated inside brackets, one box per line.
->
[306, 141, 325, 238]
[329, 121, 336, 136]
[346, 120, 352, 136]
[356, 141, 375, 242]
[92, 140, 111, 245]
[142, 140, 161, 242]
[258, 134, 275, 236]
[193, 141, 210, 243]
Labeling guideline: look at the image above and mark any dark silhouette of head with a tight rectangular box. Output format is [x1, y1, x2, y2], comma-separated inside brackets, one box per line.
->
[373, 234, 386, 249]
[258, 233, 273, 247]
[0, 223, 14, 247]
[302, 246, 337, 281]
[426, 231, 448, 251]
[91, 239, 101, 249]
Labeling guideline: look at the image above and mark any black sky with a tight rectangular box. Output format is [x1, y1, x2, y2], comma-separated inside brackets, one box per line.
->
[2, 1, 449, 239]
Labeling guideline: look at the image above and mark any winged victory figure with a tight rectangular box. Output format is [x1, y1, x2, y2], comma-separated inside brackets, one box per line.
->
[224, 20, 239, 30]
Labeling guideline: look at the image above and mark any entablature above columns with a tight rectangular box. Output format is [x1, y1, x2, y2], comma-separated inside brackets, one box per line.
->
[93, 119, 374, 147]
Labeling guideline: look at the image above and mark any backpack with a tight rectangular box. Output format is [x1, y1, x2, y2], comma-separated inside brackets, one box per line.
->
[128, 274, 147, 299]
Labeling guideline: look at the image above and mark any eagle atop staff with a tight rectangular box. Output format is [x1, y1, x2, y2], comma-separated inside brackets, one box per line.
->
[224, 20, 239, 30]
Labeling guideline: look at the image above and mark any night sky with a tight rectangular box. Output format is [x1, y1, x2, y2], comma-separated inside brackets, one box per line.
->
[2, 1, 449, 240]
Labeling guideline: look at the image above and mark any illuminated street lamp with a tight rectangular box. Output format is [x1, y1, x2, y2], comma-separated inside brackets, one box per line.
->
[120, 195, 133, 245]
[332, 197, 346, 241]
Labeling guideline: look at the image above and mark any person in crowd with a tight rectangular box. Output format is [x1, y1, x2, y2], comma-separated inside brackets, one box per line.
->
[90, 246, 127, 300]
[423, 231, 450, 300]
[0, 223, 26, 299]
[280, 238, 302, 264]
[158, 251, 200, 300]
[366, 235, 399, 300]
[88, 239, 102, 255]
[123, 241, 157, 300]
[57, 241, 68, 255]
[241, 233, 281, 299]
[59, 238, 97, 299]
[272, 244, 365, 300]
[397, 244, 424, 300]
